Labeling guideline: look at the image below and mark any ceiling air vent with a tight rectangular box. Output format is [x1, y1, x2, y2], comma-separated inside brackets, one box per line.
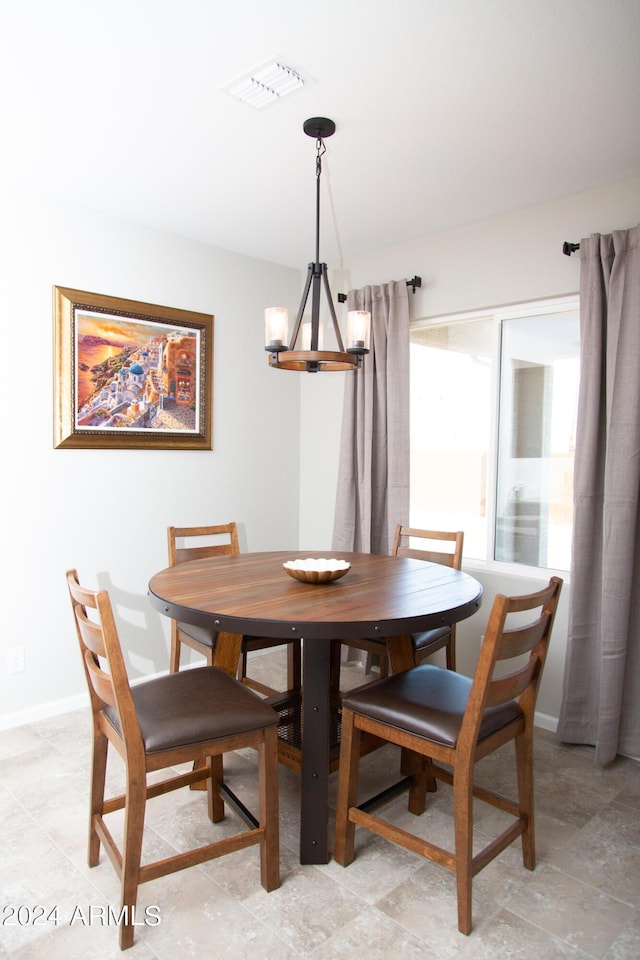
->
[223, 57, 304, 109]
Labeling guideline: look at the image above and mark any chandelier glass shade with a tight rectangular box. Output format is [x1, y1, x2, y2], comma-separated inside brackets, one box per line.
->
[265, 118, 370, 372]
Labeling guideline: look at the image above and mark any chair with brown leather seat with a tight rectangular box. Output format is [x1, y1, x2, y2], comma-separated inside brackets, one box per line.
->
[67, 568, 280, 951]
[334, 576, 562, 936]
[392, 524, 464, 670]
[342, 524, 464, 685]
[168, 523, 301, 696]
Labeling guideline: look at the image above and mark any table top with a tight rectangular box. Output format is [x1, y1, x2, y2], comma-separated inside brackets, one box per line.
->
[148, 550, 482, 641]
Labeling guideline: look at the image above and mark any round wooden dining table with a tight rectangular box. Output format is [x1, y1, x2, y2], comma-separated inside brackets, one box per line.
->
[148, 550, 482, 864]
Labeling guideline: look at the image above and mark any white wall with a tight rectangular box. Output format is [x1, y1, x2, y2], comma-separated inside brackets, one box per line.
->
[0, 189, 302, 726]
[299, 175, 640, 725]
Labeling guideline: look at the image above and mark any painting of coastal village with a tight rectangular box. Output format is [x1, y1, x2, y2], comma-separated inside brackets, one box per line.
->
[75, 310, 203, 434]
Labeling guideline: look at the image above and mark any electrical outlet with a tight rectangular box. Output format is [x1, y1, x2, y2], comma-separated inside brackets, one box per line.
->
[6, 646, 25, 674]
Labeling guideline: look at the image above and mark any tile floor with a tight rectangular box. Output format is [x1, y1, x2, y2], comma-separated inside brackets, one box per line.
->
[1, 650, 639, 959]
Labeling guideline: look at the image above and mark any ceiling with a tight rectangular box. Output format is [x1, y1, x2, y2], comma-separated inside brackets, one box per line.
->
[2, 0, 639, 269]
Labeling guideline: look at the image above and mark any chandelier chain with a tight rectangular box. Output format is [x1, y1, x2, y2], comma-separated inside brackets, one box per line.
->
[315, 136, 326, 179]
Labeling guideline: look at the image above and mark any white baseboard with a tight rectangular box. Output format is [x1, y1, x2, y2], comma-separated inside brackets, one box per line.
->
[0, 691, 90, 731]
[534, 711, 559, 733]
[0, 669, 171, 731]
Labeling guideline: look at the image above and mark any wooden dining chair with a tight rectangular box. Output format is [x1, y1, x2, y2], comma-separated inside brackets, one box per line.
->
[393, 524, 464, 671]
[168, 523, 301, 696]
[67, 568, 280, 951]
[334, 576, 562, 936]
[342, 524, 464, 685]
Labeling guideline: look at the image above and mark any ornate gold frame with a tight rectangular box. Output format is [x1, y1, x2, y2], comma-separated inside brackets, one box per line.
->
[53, 286, 213, 450]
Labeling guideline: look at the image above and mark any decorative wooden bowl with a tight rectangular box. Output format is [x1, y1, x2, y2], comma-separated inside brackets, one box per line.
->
[283, 558, 351, 584]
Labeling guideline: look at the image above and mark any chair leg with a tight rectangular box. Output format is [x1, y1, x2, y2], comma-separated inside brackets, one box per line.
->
[119, 772, 147, 950]
[333, 708, 361, 866]
[445, 637, 456, 672]
[515, 727, 536, 869]
[189, 646, 217, 791]
[379, 649, 389, 678]
[169, 627, 181, 673]
[401, 748, 434, 814]
[363, 649, 388, 677]
[259, 725, 280, 892]
[453, 766, 474, 935]
[238, 647, 249, 684]
[88, 729, 108, 867]
[206, 754, 225, 823]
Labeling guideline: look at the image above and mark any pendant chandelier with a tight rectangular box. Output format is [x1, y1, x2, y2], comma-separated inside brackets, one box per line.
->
[265, 117, 371, 372]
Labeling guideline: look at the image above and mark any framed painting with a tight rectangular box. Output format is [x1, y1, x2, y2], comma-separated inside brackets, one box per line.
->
[53, 286, 213, 450]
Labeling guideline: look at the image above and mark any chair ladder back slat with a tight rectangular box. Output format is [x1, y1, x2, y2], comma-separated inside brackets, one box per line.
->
[67, 574, 99, 612]
[168, 523, 240, 567]
[174, 543, 237, 564]
[75, 606, 120, 711]
[391, 524, 464, 570]
[485, 659, 539, 708]
[501, 580, 561, 615]
[84, 648, 119, 710]
[68, 569, 108, 717]
[396, 546, 457, 565]
[497, 614, 550, 661]
[93, 589, 141, 742]
[75, 602, 107, 659]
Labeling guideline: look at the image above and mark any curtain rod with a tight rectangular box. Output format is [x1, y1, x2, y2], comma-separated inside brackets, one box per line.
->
[337, 276, 422, 302]
[563, 242, 580, 256]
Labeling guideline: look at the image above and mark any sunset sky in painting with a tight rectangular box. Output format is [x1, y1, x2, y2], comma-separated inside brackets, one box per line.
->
[76, 310, 179, 345]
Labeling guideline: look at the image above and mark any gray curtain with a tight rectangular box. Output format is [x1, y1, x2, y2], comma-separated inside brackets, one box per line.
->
[332, 279, 410, 556]
[557, 224, 640, 766]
